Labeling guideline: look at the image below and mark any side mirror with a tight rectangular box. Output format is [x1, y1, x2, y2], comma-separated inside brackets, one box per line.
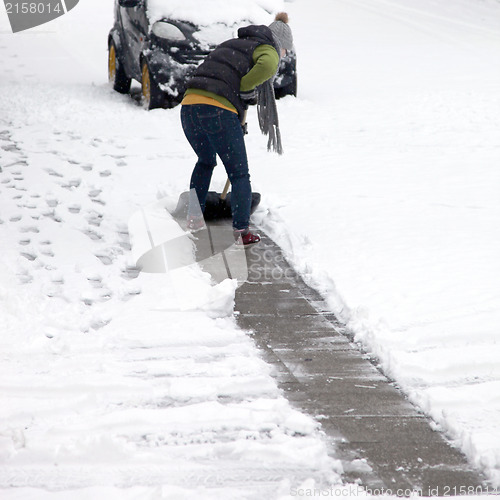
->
[118, 0, 141, 7]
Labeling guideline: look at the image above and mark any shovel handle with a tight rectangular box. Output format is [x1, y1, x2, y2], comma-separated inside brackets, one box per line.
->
[221, 178, 231, 200]
[220, 108, 248, 201]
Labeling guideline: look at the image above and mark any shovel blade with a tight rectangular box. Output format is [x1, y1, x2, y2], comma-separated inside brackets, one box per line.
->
[173, 191, 261, 220]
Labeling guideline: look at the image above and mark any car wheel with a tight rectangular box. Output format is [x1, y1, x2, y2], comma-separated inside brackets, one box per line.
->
[141, 60, 165, 110]
[108, 41, 131, 94]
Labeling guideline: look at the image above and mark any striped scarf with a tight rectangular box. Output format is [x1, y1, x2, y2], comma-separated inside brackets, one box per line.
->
[257, 80, 283, 155]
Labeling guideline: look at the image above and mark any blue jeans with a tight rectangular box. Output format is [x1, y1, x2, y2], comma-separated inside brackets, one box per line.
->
[181, 104, 252, 231]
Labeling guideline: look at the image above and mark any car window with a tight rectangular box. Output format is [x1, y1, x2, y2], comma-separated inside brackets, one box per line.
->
[127, 2, 149, 34]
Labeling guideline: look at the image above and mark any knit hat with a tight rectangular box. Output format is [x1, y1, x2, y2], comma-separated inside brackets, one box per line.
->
[268, 12, 294, 54]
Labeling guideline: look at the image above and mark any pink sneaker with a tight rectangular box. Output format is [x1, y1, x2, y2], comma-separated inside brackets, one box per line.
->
[234, 228, 261, 246]
[186, 215, 205, 232]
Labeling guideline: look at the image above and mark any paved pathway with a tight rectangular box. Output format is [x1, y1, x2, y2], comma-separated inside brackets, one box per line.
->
[233, 229, 485, 493]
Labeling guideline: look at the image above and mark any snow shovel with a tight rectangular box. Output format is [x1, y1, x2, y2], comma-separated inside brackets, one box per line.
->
[173, 109, 261, 220]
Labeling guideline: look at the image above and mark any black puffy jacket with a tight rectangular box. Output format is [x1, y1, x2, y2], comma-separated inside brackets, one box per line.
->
[187, 25, 277, 118]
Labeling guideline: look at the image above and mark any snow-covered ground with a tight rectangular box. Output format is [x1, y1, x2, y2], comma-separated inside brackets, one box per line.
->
[1, 0, 499, 497]
[257, 0, 500, 488]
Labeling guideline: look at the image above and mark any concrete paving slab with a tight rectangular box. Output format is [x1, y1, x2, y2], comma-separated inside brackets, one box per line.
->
[233, 229, 486, 492]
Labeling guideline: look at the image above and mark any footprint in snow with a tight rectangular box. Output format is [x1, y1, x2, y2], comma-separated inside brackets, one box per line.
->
[3, 160, 27, 169]
[1, 144, 19, 153]
[95, 252, 113, 265]
[46, 197, 58, 208]
[118, 239, 132, 251]
[39, 241, 52, 256]
[88, 189, 106, 206]
[41, 209, 63, 223]
[40, 246, 54, 257]
[121, 265, 141, 280]
[45, 168, 63, 178]
[99, 290, 113, 302]
[68, 205, 81, 214]
[89, 317, 111, 331]
[117, 226, 132, 251]
[51, 274, 64, 285]
[82, 228, 103, 241]
[86, 211, 103, 227]
[18, 271, 33, 284]
[87, 274, 103, 288]
[44, 283, 62, 298]
[88, 189, 102, 198]
[20, 226, 39, 233]
[82, 296, 94, 306]
[62, 178, 81, 189]
[120, 287, 142, 301]
[81, 289, 113, 307]
[20, 251, 37, 261]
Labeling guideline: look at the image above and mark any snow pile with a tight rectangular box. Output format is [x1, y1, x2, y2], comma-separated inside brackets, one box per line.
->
[147, 0, 284, 27]
[147, 0, 286, 47]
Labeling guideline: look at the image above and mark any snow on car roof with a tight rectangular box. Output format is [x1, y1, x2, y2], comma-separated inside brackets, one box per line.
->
[146, 0, 286, 27]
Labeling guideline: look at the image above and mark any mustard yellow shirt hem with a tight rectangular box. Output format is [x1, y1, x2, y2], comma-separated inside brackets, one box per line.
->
[181, 94, 238, 114]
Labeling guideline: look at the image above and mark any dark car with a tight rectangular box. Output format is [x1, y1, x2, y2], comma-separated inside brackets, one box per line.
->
[108, 0, 297, 109]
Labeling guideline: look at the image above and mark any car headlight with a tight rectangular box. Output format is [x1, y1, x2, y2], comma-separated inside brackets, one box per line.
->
[152, 22, 186, 41]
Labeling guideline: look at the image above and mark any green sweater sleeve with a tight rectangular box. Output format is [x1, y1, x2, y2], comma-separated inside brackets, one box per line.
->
[240, 45, 279, 92]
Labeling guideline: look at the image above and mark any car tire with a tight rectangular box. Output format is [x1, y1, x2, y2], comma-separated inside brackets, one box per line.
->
[141, 60, 165, 110]
[108, 41, 131, 94]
